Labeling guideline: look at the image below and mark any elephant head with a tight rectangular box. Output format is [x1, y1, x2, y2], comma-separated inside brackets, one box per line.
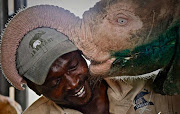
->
[72, 0, 180, 94]
[79, 0, 180, 76]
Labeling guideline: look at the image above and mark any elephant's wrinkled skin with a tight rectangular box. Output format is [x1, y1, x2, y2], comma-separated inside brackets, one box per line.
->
[73, 0, 179, 95]
[81, 0, 179, 76]
[55, 0, 179, 95]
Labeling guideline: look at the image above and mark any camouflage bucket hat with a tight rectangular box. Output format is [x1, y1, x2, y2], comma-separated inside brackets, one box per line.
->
[16, 27, 77, 85]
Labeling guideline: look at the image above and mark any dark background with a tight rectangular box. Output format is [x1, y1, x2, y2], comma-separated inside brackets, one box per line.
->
[0, 0, 27, 110]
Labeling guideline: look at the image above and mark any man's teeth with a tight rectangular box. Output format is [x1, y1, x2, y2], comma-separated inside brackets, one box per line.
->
[74, 86, 84, 96]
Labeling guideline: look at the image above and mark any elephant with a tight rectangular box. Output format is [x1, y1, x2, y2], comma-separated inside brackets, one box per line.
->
[77, 0, 179, 73]
[1, 0, 179, 95]
[77, 0, 180, 95]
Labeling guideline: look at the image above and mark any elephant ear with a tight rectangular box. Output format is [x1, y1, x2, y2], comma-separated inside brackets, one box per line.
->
[0, 5, 80, 90]
[153, 25, 180, 95]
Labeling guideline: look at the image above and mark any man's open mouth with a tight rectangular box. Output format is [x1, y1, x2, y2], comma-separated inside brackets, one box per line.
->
[73, 86, 85, 97]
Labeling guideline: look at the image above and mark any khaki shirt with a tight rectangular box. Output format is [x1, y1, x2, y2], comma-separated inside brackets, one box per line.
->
[106, 79, 180, 114]
[23, 96, 82, 114]
[24, 79, 180, 114]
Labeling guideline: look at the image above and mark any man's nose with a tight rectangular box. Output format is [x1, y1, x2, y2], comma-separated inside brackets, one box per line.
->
[64, 74, 80, 90]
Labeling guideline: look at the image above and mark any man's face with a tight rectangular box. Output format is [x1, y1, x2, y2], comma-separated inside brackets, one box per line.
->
[34, 51, 92, 106]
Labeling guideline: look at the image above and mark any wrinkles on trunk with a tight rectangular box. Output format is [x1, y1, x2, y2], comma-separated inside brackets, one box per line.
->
[66, 17, 110, 63]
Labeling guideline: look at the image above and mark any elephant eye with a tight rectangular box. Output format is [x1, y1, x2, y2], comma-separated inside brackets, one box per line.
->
[117, 17, 128, 25]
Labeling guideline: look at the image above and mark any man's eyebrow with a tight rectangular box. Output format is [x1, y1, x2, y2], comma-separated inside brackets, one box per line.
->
[44, 75, 62, 87]
[46, 66, 63, 82]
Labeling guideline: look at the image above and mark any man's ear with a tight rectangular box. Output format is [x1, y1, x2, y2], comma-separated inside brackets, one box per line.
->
[23, 77, 41, 96]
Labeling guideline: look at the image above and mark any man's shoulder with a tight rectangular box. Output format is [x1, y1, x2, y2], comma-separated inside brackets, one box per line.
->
[23, 96, 83, 114]
[28, 96, 49, 108]
[23, 96, 50, 114]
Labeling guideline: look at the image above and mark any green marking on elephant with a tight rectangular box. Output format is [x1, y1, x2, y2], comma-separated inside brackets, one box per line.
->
[111, 22, 180, 95]
[111, 22, 179, 73]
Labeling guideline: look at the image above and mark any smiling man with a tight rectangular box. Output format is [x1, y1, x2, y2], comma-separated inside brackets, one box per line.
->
[0, 5, 109, 114]
[15, 27, 109, 114]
